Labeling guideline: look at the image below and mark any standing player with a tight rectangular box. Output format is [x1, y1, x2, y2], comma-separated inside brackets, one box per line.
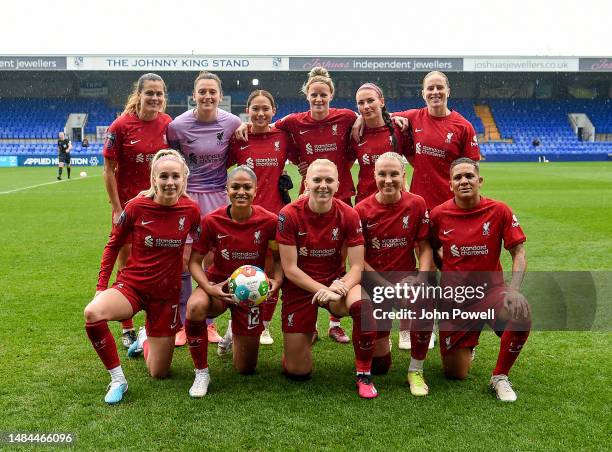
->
[102, 73, 172, 348]
[56, 131, 72, 180]
[430, 157, 530, 402]
[184, 166, 282, 397]
[351, 83, 411, 203]
[354, 152, 434, 396]
[167, 71, 242, 345]
[227, 89, 295, 345]
[84, 149, 201, 404]
[277, 159, 379, 398]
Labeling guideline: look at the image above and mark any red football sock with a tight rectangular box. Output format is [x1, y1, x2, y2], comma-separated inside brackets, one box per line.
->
[410, 330, 432, 361]
[372, 353, 392, 375]
[399, 318, 410, 332]
[85, 320, 120, 370]
[185, 319, 208, 369]
[493, 320, 531, 376]
[121, 318, 134, 330]
[349, 300, 376, 373]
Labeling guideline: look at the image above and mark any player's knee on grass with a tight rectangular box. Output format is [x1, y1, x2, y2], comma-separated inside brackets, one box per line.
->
[442, 348, 472, 380]
[186, 292, 209, 320]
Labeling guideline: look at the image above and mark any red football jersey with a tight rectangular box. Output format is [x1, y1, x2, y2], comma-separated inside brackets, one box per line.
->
[227, 128, 295, 214]
[103, 113, 173, 206]
[193, 205, 278, 282]
[355, 192, 429, 272]
[276, 197, 364, 291]
[349, 123, 412, 202]
[275, 108, 357, 201]
[394, 108, 480, 209]
[97, 195, 201, 296]
[430, 197, 526, 274]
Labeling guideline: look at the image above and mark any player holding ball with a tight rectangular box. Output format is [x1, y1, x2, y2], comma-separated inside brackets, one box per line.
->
[184, 165, 282, 398]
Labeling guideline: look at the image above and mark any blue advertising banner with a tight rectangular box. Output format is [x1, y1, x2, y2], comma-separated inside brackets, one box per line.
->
[17, 154, 103, 166]
[0, 156, 18, 167]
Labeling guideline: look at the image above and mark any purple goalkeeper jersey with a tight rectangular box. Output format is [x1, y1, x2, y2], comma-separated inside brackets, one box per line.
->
[167, 108, 241, 192]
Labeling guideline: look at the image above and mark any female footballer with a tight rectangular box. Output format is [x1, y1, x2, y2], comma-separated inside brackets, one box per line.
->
[227, 89, 295, 345]
[167, 71, 242, 345]
[354, 152, 434, 396]
[184, 166, 282, 398]
[84, 150, 201, 404]
[102, 72, 173, 348]
[277, 159, 379, 399]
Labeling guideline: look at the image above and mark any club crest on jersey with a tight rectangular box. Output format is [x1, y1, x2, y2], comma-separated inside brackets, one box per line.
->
[305, 143, 314, 155]
[221, 249, 230, 260]
[178, 216, 185, 231]
[145, 235, 154, 247]
[274, 141, 280, 152]
[371, 237, 380, 250]
[402, 215, 409, 229]
[331, 227, 339, 241]
[512, 214, 520, 227]
[216, 131, 225, 144]
[331, 124, 338, 135]
[246, 157, 254, 169]
[446, 132, 454, 143]
[287, 313, 295, 327]
[450, 244, 460, 257]
[254, 230, 261, 244]
[471, 135, 478, 147]
[482, 221, 490, 236]
[423, 210, 430, 224]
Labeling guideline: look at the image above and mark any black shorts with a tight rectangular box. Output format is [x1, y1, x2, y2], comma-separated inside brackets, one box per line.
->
[59, 155, 70, 164]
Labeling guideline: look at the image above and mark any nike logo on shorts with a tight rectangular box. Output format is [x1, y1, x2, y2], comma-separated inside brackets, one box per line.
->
[415, 129, 423, 133]
[141, 220, 154, 225]
[299, 130, 309, 135]
[217, 234, 229, 239]
[443, 229, 454, 235]
[130, 139, 141, 144]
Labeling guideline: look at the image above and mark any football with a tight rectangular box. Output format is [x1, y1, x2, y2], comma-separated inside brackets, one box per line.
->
[228, 265, 270, 305]
[79, 171, 88, 177]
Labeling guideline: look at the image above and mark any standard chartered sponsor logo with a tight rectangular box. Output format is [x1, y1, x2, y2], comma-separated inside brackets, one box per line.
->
[305, 142, 338, 155]
[251, 157, 279, 167]
[415, 142, 446, 158]
[362, 154, 370, 165]
[371, 237, 380, 249]
[246, 157, 254, 169]
[221, 249, 230, 260]
[145, 235, 154, 247]
[299, 247, 308, 256]
[450, 243, 489, 257]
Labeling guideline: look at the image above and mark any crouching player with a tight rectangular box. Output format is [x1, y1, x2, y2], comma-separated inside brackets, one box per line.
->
[277, 159, 379, 398]
[84, 150, 201, 404]
[184, 166, 282, 398]
[430, 157, 530, 402]
[355, 152, 434, 396]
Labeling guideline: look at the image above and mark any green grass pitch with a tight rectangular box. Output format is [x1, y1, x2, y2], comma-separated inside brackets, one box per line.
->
[0, 163, 610, 450]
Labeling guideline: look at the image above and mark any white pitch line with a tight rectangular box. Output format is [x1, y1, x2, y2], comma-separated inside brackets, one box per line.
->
[0, 174, 100, 195]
